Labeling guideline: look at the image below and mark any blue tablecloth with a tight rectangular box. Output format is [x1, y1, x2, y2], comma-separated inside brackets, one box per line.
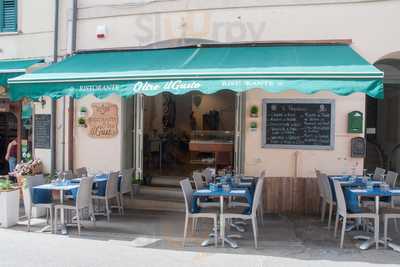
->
[32, 188, 52, 204]
[345, 188, 400, 213]
[191, 188, 252, 214]
[32, 181, 79, 203]
[328, 176, 366, 202]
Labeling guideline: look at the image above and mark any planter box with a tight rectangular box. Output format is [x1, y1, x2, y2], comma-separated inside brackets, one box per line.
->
[0, 189, 20, 228]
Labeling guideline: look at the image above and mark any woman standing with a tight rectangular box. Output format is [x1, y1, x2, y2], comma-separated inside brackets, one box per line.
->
[5, 138, 17, 173]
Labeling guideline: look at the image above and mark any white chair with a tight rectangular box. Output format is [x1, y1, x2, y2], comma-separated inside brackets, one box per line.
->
[315, 170, 326, 222]
[382, 207, 400, 247]
[227, 170, 266, 226]
[333, 180, 379, 249]
[119, 168, 134, 215]
[25, 175, 54, 232]
[92, 172, 122, 222]
[193, 172, 205, 190]
[221, 177, 265, 249]
[372, 167, 386, 181]
[386, 171, 398, 188]
[75, 167, 88, 178]
[55, 177, 95, 235]
[180, 178, 218, 247]
[319, 173, 336, 229]
[60, 170, 75, 180]
[202, 168, 214, 185]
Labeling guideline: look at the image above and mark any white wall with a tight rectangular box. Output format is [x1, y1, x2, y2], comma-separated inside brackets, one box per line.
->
[0, 0, 54, 61]
[66, 0, 400, 63]
[73, 95, 122, 172]
[244, 90, 365, 177]
[52, 0, 398, 175]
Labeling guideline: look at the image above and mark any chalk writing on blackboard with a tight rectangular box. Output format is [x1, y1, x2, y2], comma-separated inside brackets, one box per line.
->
[34, 114, 51, 149]
[262, 99, 335, 150]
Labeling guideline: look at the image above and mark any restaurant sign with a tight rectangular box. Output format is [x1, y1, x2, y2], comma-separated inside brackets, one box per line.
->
[87, 102, 118, 138]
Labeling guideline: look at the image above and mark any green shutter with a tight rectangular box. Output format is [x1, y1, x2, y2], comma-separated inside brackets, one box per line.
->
[0, 0, 17, 32]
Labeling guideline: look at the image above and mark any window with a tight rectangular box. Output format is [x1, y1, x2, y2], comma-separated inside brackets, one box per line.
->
[0, 0, 17, 32]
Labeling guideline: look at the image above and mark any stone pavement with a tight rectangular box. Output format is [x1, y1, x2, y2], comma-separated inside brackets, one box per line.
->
[0, 228, 399, 267]
[4, 210, 400, 266]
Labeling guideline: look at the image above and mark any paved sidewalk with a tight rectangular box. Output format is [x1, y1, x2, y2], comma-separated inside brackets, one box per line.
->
[0, 229, 398, 267]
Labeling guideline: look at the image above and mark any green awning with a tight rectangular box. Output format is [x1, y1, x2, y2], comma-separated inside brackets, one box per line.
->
[8, 44, 383, 100]
[0, 59, 44, 88]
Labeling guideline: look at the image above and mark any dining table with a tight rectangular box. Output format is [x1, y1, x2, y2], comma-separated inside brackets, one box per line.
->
[345, 186, 400, 251]
[192, 182, 253, 248]
[33, 181, 80, 235]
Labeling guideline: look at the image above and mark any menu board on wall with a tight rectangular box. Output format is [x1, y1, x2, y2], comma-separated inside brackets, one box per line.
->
[262, 99, 335, 150]
[34, 114, 51, 149]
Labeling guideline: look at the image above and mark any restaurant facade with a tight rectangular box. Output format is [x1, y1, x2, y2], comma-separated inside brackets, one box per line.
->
[2, 0, 400, 214]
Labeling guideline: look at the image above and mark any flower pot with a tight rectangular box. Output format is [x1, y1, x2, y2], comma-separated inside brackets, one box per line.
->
[0, 188, 20, 228]
[250, 113, 258, 118]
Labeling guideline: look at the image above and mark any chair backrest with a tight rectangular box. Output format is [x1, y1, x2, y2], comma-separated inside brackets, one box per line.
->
[386, 171, 398, 188]
[320, 173, 333, 203]
[75, 167, 88, 178]
[333, 180, 347, 216]
[373, 167, 386, 181]
[120, 168, 134, 194]
[180, 178, 193, 214]
[61, 170, 75, 180]
[315, 170, 325, 198]
[259, 170, 266, 180]
[76, 176, 94, 209]
[192, 172, 204, 190]
[24, 174, 46, 205]
[251, 177, 265, 215]
[106, 172, 120, 198]
[202, 168, 213, 185]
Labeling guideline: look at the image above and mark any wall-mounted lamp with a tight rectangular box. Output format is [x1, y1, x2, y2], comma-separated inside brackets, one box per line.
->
[38, 97, 46, 108]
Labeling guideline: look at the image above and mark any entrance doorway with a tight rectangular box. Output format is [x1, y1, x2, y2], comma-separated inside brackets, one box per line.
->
[0, 112, 17, 175]
[142, 91, 236, 186]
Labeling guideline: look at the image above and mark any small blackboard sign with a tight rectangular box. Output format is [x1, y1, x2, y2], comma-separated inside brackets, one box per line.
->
[262, 99, 335, 150]
[351, 137, 366, 158]
[34, 114, 51, 149]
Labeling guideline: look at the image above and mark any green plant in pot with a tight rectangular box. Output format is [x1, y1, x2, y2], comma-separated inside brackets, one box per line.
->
[250, 105, 259, 117]
[78, 117, 87, 127]
[250, 121, 257, 130]
[0, 179, 12, 191]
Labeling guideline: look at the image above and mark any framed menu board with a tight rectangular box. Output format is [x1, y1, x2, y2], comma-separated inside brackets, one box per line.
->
[34, 114, 51, 149]
[262, 99, 335, 150]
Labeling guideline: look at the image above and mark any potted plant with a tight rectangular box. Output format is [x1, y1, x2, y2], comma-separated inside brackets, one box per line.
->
[0, 179, 20, 228]
[250, 105, 259, 118]
[132, 176, 141, 195]
[78, 117, 87, 128]
[79, 106, 88, 117]
[250, 121, 257, 132]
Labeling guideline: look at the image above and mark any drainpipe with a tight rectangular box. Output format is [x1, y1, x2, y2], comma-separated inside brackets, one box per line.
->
[62, 0, 78, 171]
[51, 0, 60, 175]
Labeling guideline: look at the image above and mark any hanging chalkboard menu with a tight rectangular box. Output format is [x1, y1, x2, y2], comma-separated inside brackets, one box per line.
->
[262, 99, 335, 150]
[34, 114, 51, 149]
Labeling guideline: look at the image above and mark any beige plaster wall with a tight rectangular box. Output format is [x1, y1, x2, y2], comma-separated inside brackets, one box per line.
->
[73, 95, 122, 172]
[244, 89, 365, 177]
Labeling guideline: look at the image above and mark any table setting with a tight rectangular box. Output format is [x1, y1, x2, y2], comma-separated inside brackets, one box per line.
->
[191, 175, 254, 248]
